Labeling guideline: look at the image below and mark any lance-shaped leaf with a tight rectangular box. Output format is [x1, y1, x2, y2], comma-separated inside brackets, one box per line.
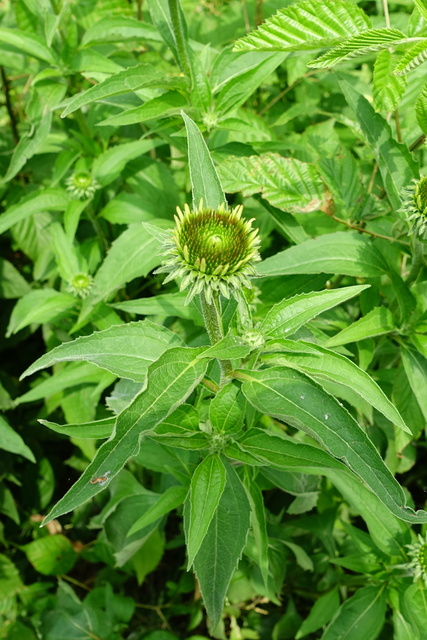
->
[260, 285, 369, 338]
[191, 460, 251, 627]
[39, 417, 115, 439]
[238, 367, 427, 523]
[42, 347, 209, 525]
[21, 320, 184, 383]
[182, 112, 226, 210]
[325, 306, 396, 347]
[393, 39, 427, 76]
[186, 455, 227, 568]
[322, 585, 387, 640]
[262, 339, 410, 434]
[127, 484, 188, 536]
[233, 0, 371, 52]
[258, 232, 388, 278]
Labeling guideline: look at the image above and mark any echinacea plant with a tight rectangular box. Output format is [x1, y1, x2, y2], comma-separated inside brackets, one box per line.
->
[65, 171, 99, 200]
[22, 115, 427, 633]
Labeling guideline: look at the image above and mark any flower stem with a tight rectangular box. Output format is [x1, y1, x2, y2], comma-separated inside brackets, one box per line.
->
[405, 237, 425, 287]
[200, 291, 233, 385]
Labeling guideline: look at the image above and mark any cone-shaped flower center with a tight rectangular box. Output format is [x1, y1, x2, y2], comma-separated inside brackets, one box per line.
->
[176, 208, 256, 277]
[156, 203, 261, 304]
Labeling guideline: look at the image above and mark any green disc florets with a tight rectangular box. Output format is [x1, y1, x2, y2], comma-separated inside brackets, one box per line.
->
[156, 203, 261, 304]
[68, 273, 93, 298]
[407, 533, 427, 586]
[401, 177, 427, 237]
[65, 171, 99, 200]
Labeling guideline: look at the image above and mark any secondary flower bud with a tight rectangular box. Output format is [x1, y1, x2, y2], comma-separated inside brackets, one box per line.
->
[156, 202, 261, 304]
[401, 176, 427, 237]
[65, 171, 99, 200]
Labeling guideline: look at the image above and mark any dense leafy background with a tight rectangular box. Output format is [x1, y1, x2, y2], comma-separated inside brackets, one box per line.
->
[2, 0, 427, 638]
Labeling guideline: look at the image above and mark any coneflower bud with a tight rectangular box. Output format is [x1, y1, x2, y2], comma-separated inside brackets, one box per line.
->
[65, 171, 99, 200]
[401, 177, 427, 237]
[68, 273, 93, 298]
[155, 202, 261, 304]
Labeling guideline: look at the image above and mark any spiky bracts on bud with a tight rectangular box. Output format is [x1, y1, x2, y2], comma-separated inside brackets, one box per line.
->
[156, 203, 261, 304]
[407, 534, 427, 586]
[401, 177, 427, 237]
[68, 273, 94, 298]
[65, 171, 99, 200]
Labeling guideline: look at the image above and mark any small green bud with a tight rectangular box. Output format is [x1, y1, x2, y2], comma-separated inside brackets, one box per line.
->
[68, 273, 93, 298]
[65, 171, 99, 200]
[401, 176, 427, 237]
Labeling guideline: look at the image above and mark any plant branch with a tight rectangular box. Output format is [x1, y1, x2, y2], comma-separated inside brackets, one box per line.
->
[1, 66, 19, 144]
[325, 211, 410, 246]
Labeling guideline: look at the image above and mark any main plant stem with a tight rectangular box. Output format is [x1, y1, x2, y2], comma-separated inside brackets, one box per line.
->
[405, 237, 425, 287]
[200, 291, 233, 385]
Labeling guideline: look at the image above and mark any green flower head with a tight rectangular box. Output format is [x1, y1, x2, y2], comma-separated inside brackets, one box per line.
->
[401, 176, 427, 237]
[68, 273, 93, 299]
[407, 533, 427, 586]
[156, 202, 261, 304]
[66, 171, 99, 200]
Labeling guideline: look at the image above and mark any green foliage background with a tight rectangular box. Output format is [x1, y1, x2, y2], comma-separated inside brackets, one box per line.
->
[2, 0, 427, 638]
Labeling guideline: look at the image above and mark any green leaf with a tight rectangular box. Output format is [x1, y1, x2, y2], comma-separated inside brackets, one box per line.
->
[243, 474, 269, 587]
[98, 91, 187, 127]
[0, 188, 69, 236]
[414, 0, 427, 21]
[403, 583, 427, 635]
[217, 154, 325, 214]
[233, 0, 371, 52]
[92, 140, 163, 186]
[39, 417, 114, 439]
[415, 84, 427, 135]
[401, 345, 427, 422]
[322, 586, 386, 640]
[263, 339, 410, 434]
[228, 428, 345, 472]
[49, 222, 80, 281]
[255, 196, 308, 245]
[42, 347, 209, 524]
[258, 232, 388, 278]
[81, 15, 160, 45]
[21, 535, 77, 575]
[75, 222, 165, 328]
[192, 460, 250, 627]
[6, 289, 77, 337]
[0, 27, 56, 63]
[186, 455, 227, 568]
[198, 332, 252, 360]
[325, 306, 396, 347]
[61, 64, 185, 117]
[127, 485, 188, 536]
[182, 112, 226, 210]
[309, 29, 407, 69]
[21, 320, 183, 383]
[239, 367, 427, 523]
[147, 0, 178, 59]
[215, 53, 285, 114]
[327, 468, 410, 557]
[0, 414, 35, 462]
[0, 258, 31, 298]
[16, 363, 115, 407]
[209, 382, 246, 434]
[296, 588, 340, 639]
[111, 292, 202, 323]
[261, 285, 369, 338]
[373, 50, 407, 112]
[338, 76, 418, 210]
[393, 39, 427, 76]
[2, 112, 53, 184]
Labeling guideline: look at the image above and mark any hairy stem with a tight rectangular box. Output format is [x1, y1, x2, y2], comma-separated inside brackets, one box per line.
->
[1, 67, 19, 144]
[200, 291, 233, 384]
[405, 237, 425, 286]
[168, 0, 192, 79]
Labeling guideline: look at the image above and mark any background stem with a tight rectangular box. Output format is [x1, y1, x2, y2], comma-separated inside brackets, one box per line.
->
[405, 237, 425, 287]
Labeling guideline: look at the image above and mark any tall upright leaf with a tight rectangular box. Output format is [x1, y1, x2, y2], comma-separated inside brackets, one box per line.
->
[182, 112, 225, 210]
